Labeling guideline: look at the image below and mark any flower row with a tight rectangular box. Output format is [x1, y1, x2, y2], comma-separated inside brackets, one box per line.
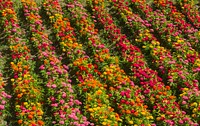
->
[1, 0, 44, 125]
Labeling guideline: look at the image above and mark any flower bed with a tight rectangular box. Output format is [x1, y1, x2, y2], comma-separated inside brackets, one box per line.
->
[0, 0, 200, 125]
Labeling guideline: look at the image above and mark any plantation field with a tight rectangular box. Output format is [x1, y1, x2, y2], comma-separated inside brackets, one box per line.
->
[0, 0, 200, 125]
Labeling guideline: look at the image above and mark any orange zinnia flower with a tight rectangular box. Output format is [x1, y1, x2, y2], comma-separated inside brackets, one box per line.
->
[28, 114, 33, 119]
[156, 95, 160, 99]
[163, 92, 167, 96]
[17, 93, 23, 98]
[21, 112, 25, 116]
[30, 121, 36, 125]
[38, 120, 44, 125]
[165, 86, 170, 90]
[30, 111, 35, 115]
[37, 111, 43, 116]
[144, 105, 148, 109]
[169, 95, 175, 100]
[126, 110, 131, 114]
[18, 119, 23, 124]
[32, 106, 36, 111]
[134, 111, 139, 116]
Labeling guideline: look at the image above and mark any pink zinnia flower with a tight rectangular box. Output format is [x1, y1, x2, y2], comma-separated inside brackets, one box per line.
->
[46, 83, 51, 88]
[144, 89, 150, 94]
[1, 100, 6, 105]
[130, 81, 134, 86]
[182, 96, 189, 100]
[182, 101, 187, 105]
[74, 100, 82, 105]
[120, 91, 125, 96]
[6, 95, 11, 99]
[39, 65, 45, 70]
[51, 103, 58, 107]
[62, 82, 67, 87]
[68, 102, 74, 106]
[68, 88, 74, 93]
[59, 120, 64, 124]
[47, 72, 51, 75]
[63, 65, 68, 70]
[50, 97, 55, 102]
[14, 75, 18, 79]
[60, 114, 65, 118]
[50, 61, 55, 66]
[0, 105, 4, 110]
[62, 92, 66, 98]
[68, 79, 72, 83]
[60, 100, 65, 104]
[51, 84, 57, 88]
[12, 29, 17, 32]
